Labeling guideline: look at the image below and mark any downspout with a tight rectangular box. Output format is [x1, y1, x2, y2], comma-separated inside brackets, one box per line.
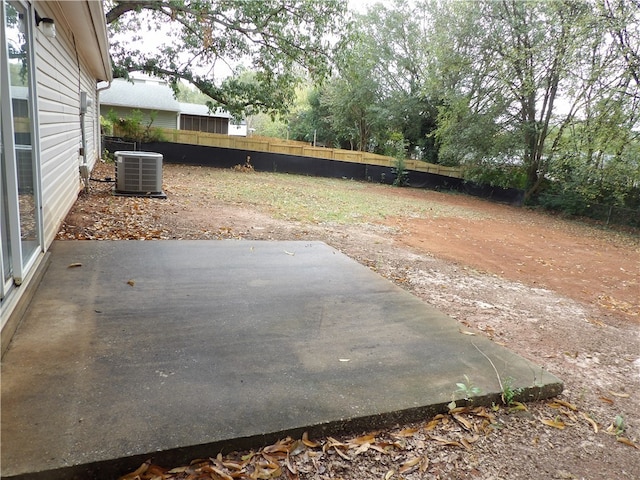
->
[79, 92, 91, 193]
[79, 82, 111, 193]
[97, 80, 112, 158]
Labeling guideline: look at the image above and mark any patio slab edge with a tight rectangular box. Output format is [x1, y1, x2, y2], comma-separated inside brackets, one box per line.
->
[3, 381, 562, 480]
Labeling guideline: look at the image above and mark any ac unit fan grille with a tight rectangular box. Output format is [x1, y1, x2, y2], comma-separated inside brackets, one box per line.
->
[115, 152, 163, 195]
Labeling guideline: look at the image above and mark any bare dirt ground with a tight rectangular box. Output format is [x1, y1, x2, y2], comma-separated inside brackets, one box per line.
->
[58, 162, 640, 480]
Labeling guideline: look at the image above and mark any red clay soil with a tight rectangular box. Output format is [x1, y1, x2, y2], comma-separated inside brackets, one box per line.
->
[383, 190, 639, 322]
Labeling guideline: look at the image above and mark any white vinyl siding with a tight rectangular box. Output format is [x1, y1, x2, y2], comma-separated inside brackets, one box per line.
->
[33, 2, 101, 248]
[102, 105, 179, 130]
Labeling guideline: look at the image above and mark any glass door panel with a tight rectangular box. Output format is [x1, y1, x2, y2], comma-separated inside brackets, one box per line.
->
[1, 114, 12, 300]
[7, 1, 38, 265]
[1, 0, 41, 297]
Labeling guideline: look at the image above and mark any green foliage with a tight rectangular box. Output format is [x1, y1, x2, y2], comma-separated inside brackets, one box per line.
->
[102, 148, 115, 163]
[464, 161, 527, 190]
[250, 113, 288, 139]
[501, 377, 523, 407]
[105, 0, 348, 118]
[433, 96, 519, 168]
[100, 115, 114, 136]
[455, 375, 482, 401]
[612, 414, 626, 436]
[432, 96, 529, 189]
[106, 109, 166, 144]
[174, 82, 213, 105]
[289, 86, 338, 146]
[536, 120, 640, 224]
[386, 132, 409, 186]
[356, 0, 440, 158]
[424, 0, 640, 204]
[321, 57, 381, 152]
[285, 0, 441, 157]
[99, 115, 116, 161]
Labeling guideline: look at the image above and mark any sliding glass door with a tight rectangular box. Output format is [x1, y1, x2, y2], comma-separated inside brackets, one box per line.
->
[1, 0, 42, 301]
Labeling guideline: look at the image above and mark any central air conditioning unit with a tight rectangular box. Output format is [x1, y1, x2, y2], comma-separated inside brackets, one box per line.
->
[114, 151, 166, 198]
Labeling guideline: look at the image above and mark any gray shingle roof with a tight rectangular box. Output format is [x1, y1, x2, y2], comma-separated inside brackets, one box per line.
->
[178, 102, 231, 118]
[101, 79, 232, 119]
[100, 78, 180, 112]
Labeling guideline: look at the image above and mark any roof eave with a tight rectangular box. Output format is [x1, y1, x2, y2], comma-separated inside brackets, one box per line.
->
[55, 1, 112, 82]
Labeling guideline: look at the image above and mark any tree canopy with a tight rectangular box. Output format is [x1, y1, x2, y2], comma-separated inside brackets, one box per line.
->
[104, 0, 348, 117]
[425, 0, 640, 204]
[288, 0, 440, 158]
[106, 0, 640, 222]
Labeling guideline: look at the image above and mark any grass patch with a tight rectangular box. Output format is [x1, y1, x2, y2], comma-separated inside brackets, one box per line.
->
[188, 168, 486, 224]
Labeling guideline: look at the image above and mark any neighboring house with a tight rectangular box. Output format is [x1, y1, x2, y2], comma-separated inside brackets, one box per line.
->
[100, 77, 180, 130]
[1, 0, 112, 353]
[179, 102, 230, 135]
[100, 77, 232, 134]
[228, 121, 248, 137]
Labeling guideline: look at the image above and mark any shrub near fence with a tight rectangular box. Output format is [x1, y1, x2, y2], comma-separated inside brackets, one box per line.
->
[539, 194, 640, 227]
[155, 128, 465, 179]
[596, 204, 640, 227]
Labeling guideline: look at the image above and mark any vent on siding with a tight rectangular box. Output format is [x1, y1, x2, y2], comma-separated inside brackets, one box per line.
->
[114, 151, 166, 198]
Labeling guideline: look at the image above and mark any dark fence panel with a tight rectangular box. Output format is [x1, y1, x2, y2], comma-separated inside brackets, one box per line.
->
[103, 138, 137, 153]
[140, 140, 391, 180]
[137, 141, 525, 205]
[461, 182, 526, 206]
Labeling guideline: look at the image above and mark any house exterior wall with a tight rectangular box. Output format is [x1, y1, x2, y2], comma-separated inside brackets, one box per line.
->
[35, 2, 101, 248]
[101, 105, 179, 130]
[1, 0, 111, 352]
[229, 124, 248, 137]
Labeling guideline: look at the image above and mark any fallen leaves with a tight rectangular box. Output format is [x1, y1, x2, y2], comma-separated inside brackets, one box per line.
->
[458, 329, 476, 336]
[581, 412, 599, 434]
[541, 417, 566, 430]
[118, 407, 501, 480]
[544, 399, 595, 431]
[597, 294, 639, 317]
[452, 413, 474, 431]
[119, 459, 151, 480]
[301, 431, 319, 448]
[616, 437, 640, 449]
[56, 194, 172, 241]
[608, 391, 631, 399]
[398, 455, 428, 474]
[548, 399, 578, 411]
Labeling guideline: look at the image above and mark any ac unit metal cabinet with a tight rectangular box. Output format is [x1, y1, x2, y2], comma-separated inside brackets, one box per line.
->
[114, 151, 165, 197]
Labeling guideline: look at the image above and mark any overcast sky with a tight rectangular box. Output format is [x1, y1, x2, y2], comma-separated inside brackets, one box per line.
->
[119, 0, 389, 83]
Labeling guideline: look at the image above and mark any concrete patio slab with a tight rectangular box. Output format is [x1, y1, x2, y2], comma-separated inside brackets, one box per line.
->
[1, 240, 562, 479]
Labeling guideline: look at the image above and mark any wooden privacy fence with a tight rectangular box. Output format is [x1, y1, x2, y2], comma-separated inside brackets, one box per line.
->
[157, 128, 464, 179]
